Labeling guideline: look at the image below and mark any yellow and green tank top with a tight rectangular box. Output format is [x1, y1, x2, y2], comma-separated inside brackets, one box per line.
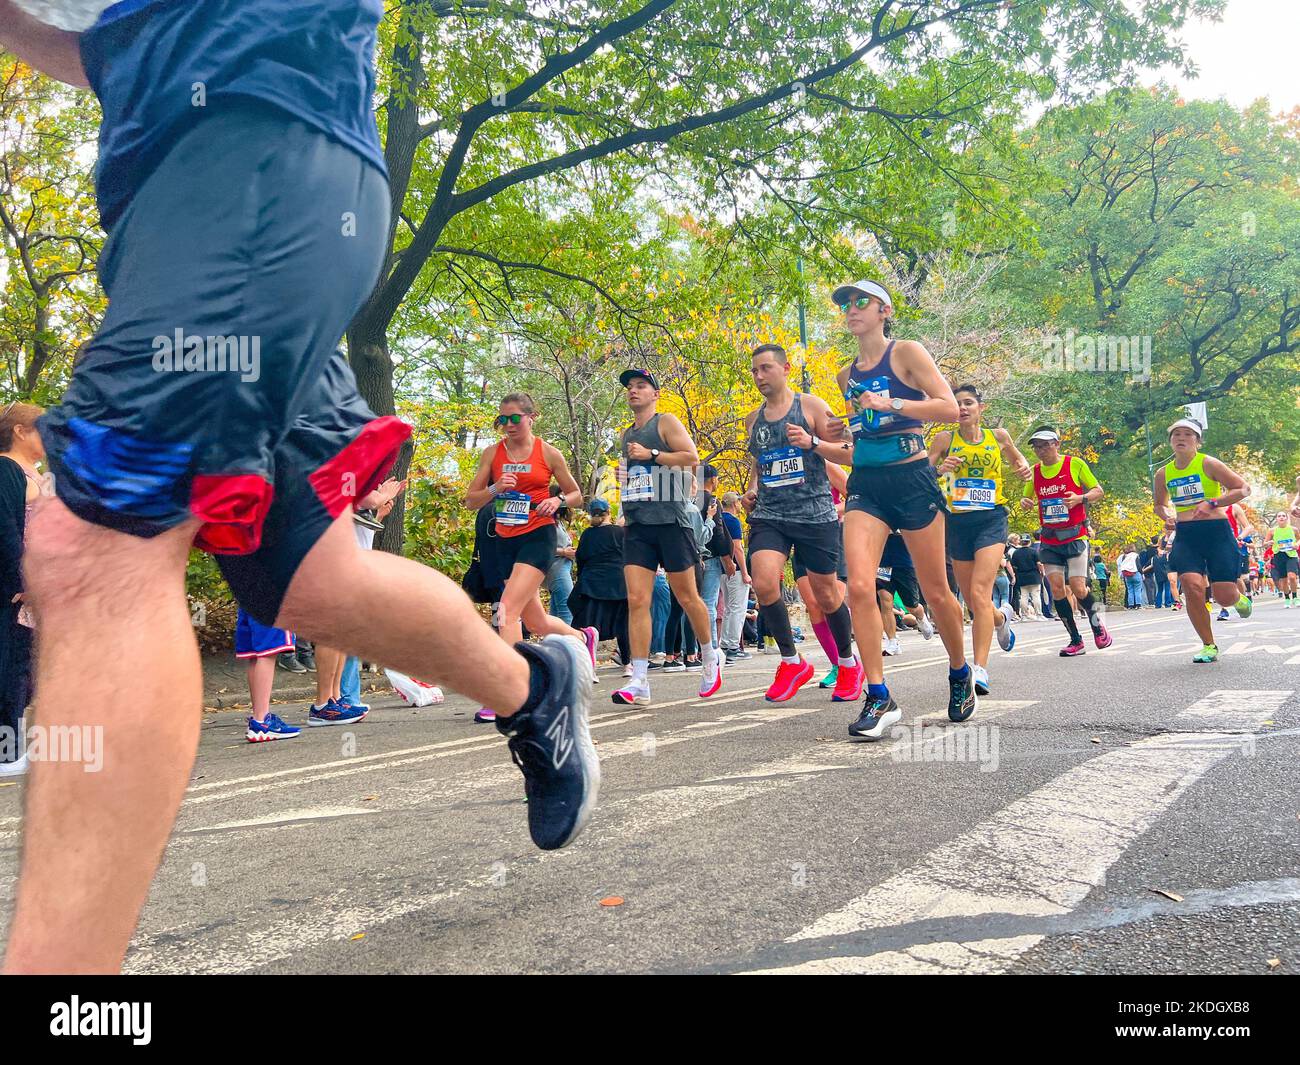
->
[1163, 452, 1222, 514]
[942, 427, 1004, 511]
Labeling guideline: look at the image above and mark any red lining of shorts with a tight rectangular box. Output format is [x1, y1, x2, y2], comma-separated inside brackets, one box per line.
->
[191, 474, 275, 554]
[308, 416, 411, 519]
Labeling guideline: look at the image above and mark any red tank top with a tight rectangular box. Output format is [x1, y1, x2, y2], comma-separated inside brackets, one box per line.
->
[1033, 455, 1088, 546]
[490, 436, 553, 538]
[1225, 505, 1240, 538]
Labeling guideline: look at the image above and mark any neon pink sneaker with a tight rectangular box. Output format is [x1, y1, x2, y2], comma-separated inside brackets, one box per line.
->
[698, 650, 724, 698]
[1059, 641, 1086, 657]
[831, 660, 865, 703]
[765, 657, 815, 703]
[1093, 626, 1113, 650]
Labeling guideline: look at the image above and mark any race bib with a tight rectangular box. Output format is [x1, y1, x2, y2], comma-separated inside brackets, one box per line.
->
[951, 477, 997, 511]
[1168, 474, 1204, 507]
[877, 565, 893, 580]
[622, 464, 654, 503]
[1041, 498, 1070, 524]
[494, 491, 531, 526]
[502, 462, 532, 475]
[761, 446, 805, 488]
[1279, 536, 1296, 552]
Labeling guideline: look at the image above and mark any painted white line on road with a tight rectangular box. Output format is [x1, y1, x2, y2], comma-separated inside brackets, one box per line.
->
[194, 806, 381, 832]
[1176, 689, 1293, 731]
[741, 689, 1291, 975]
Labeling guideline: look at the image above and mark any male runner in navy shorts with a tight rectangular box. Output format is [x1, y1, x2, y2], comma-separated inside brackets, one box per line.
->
[1, 0, 598, 973]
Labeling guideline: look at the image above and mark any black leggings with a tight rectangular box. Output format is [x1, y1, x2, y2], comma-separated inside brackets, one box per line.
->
[666, 592, 697, 658]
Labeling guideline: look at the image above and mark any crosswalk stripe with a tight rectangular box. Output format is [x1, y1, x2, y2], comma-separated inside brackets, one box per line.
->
[739, 689, 1292, 974]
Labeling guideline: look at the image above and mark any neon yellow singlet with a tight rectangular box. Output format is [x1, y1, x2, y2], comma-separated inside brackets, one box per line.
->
[942, 427, 1004, 510]
[1163, 452, 1223, 514]
[1274, 525, 1297, 557]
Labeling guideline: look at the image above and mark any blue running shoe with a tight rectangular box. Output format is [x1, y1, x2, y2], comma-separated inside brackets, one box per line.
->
[496, 634, 600, 850]
[308, 699, 369, 727]
[247, 713, 301, 742]
[848, 695, 901, 740]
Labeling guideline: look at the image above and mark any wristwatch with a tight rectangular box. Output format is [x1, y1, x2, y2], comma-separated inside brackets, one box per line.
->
[1208, 498, 1220, 509]
[651, 448, 661, 463]
[809, 435, 821, 450]
[890, 397, 905, 412]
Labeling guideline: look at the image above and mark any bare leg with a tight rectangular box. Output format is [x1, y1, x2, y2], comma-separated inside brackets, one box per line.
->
[4, 500, 202, 974]
[665, 567, 714, 648]
[953, 541, 1002, 669]
[899, 518, 967, 670]
[844, 511, 890, 685]
[498, 562, 583, 648]
[248, 655, 277, 721]
[877, 588, 897, 640]
[314, 645, 345, 705]
[624, 565, 655, 660]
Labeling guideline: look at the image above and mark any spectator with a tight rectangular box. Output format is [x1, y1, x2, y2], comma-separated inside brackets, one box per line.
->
[546, 487, 576, 625]
[1138, 537, 1157, 607]
[696, 464, 730, 650]
[649, 568, 671, 665]
[569, 500, 630, 675]
[1118, 543, 1143, 608]
[1010, 534, 1042, 620]
[1092, 551, 1109, 607]
[0, 401, 45, 777]
[339, 479, 405, 712]
[238, 608, 301, 742]
[1152, 542, 1173, 608]
[719, 491, 750, 661]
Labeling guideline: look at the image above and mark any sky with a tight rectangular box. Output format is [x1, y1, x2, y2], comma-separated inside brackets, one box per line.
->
[1149, 0, 1300, 113]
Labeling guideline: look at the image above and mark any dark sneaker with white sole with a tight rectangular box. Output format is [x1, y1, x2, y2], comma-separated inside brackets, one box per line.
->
[848, 695, 901, 740]
[496, 635, 600, 851]
[948, 669, 978, 722]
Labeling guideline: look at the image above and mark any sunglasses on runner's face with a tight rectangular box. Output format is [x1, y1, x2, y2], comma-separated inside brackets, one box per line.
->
[495, 413, 529, 427]
[839, 296, 876, 312]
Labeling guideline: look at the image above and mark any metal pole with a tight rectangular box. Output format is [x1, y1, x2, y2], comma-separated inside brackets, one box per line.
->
[797, 256, 810, 392]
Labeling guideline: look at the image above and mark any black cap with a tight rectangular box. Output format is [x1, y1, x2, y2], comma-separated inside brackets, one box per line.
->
[619, 368, 660, 390]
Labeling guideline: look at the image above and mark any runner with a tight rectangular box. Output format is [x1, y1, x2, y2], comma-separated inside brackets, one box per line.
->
[236, 609, 301, 742]
[1019, 427, 1114, 655]
[928, 384, 1033, 695]
[2, 2, 599, 973]
[611, 369, 723, 705]
[1153, 419, 1253, 662]
[740, 344, 863, 703]
[789, 465, 853, 689]
[808, 279, 976, 737]
[1220, 502, 1254, 620]
[876, 532, 934, 656]
[1270, 512, 1299, 607]
[465, 393, 599, 722]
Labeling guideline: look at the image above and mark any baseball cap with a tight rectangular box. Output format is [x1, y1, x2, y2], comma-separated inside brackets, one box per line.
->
[618, 368, 660, 390]
[831, 279, 893, 308]
[587, 498, 610, 515]
[1167, 417, 1203, 438]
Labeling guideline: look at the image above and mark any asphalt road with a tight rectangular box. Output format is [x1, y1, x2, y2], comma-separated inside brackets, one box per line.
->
[1, 599, 1297, 975]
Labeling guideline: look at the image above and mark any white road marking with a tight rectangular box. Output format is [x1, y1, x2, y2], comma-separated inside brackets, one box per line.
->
[741, 689, 1292, 975]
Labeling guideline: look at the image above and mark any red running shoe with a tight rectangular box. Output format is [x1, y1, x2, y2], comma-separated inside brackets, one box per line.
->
[765, 657, 815, 702]
[1093, 626, 1113, 650]
[1059, 641, 1086, 657]
[831, 659, 865, 703]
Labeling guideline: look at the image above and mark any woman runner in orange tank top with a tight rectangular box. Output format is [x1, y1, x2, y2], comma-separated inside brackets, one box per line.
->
[465, 393, 598, 721]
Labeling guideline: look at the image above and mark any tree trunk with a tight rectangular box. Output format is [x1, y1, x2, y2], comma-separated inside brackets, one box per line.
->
[347, 318, 413, 555]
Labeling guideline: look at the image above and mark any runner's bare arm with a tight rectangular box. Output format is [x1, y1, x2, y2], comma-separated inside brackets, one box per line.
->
[0, 1, 90, 87]
[786, 394, 852, 466]
[1230, 503, 1253, 540]
[650, 413, 700, 469]
[993, 427, 1033, 479]
[927, 429, 952, 467]
[825, 460, 849, 498]
[541, 443, 584, 514]
[1152, 468, 1175, 528]
[465, 444, 506, 509]
[872, 340, 960, 423]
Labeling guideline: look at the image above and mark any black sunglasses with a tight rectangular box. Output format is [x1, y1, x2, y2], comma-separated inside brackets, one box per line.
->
[495, 413, 527, 427]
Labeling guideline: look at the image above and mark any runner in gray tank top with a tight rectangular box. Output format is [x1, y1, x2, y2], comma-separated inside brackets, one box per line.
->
[739, 344, 863, 704]
[612, 368, 724, 707]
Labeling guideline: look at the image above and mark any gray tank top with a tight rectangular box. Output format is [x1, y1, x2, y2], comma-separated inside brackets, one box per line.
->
[747, 393, 837, 524]
[620, 413, 692, 527]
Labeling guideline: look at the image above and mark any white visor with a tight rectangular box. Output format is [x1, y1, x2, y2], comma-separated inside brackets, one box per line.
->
[1028, 430, 1060, 443]
[1167, 418, 1203, 438]
[832, 279, 892, 308]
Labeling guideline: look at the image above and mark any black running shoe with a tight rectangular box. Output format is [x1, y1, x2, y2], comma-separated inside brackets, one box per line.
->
[948, 669, 977, 722]
[848, 695, 901, 740]
[496, 635, 600, 851]
[296, 644, 317, 672]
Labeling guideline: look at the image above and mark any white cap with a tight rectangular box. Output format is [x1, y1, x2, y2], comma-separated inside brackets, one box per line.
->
[1167, 417, 1203, 438]
[832, 279, 892, 308]
[1028, 429, 1060, 443]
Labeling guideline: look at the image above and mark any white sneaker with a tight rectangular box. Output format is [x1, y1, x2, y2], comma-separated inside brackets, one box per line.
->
[884, 637, 901, 657]
[994, 606, 1014, 651]
[622, 664, 635, 678]
[612, 684, 650, 706]
[0, 753, 29, 778]
[649, 652, 666, 666]
[973, 664, 991, 695]
[918, 616, 935, 640]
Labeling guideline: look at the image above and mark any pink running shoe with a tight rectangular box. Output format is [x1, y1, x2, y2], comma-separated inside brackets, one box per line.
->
[765, 658, 815, 703]
[1093, 626, 1113, 650]
[581, 626, 599, 669]
[831, 659, 865, 703]
[474, 708, 497, 723]
[1059, 641, 1086, 657]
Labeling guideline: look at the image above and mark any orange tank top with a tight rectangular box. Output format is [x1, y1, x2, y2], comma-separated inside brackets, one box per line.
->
[490, 436, 553, 537]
